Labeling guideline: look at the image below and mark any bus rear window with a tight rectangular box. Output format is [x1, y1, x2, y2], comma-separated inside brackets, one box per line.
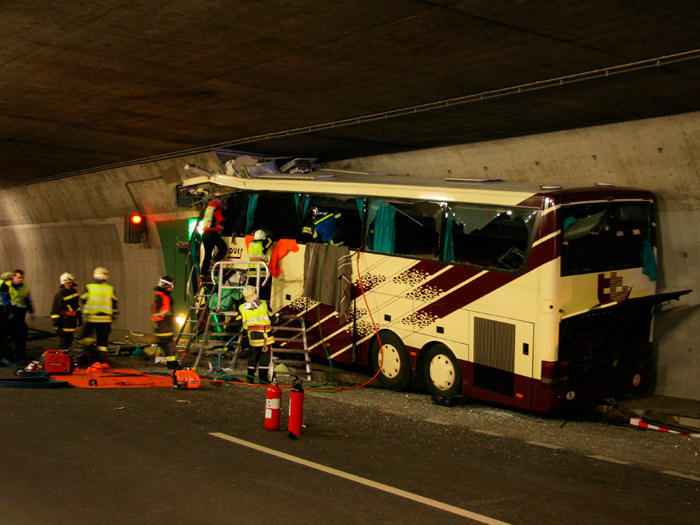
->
[561, 202, 652, 275]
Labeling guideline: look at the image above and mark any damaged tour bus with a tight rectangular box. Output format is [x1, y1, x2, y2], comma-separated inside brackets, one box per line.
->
[181, 164, 689, 412]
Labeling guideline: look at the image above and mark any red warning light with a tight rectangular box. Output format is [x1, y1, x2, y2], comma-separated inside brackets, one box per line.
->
[130, 214, 143, 225]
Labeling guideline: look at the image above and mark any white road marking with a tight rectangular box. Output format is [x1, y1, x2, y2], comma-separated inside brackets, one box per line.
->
[586, 455, 631, 465]
[526, 441, 565, 450]
[661, 470, 700, 482]
[211, 432, 511, 524]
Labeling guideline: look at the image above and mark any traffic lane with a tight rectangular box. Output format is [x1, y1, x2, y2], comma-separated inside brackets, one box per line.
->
[0, 387, 496, 524]
[144, 384, 700, 524]
[2, 384, 700, 524]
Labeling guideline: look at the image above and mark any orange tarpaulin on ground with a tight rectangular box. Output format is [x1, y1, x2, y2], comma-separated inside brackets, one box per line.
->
[50, 363, 174, 388]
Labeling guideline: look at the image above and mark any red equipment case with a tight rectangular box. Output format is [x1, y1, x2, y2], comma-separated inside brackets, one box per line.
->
[40, 350, 74, 374]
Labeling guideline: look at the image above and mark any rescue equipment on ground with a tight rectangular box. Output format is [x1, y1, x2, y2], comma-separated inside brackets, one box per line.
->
[50, 363, 175, 388]
[173, 369, 202, 390]
[265, 380, 282, 431]
[288, 376, 304, 439]
[40, 350, 74, 374]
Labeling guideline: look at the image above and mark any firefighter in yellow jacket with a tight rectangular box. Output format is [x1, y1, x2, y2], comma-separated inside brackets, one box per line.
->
[239, 285, 275, 383]
[151, 276, 179, 369]
[80, 267, 118, 363]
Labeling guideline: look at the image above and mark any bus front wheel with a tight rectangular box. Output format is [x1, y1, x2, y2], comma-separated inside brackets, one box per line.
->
[370, 333, 411, 391]
[423, 344, 463, 397]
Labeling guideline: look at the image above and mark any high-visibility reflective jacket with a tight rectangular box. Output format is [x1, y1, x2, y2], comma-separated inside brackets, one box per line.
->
[8, 283, 31, 309]
[238, 301, 274, 347]
[202, 200, 225, 232]
[81, 282, 118, 323]
[247, 239, 269, 272]
[151, 290, 174, 337]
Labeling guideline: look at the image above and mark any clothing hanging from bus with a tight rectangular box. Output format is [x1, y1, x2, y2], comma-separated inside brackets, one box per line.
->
[303, 243, 352, 322]
[268, 239, 299, 277]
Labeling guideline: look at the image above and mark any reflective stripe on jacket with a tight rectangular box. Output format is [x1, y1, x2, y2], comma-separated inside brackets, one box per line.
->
[82, 282, 117, 322]
[238, 302, 274, 346]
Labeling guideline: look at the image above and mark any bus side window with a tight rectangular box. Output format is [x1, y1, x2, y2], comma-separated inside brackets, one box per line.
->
[448, 205, 534, 272]
[299, 195, 363, 249]
[367, 199, 440, 259]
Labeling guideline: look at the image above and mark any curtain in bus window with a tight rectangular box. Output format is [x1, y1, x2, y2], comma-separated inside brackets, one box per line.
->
[355, 198, 364, 220]
[367, 200, 396, 253]
[641, 240, 658, 281]
[245, 194, 258, 234]
[444, 218, 455, 261]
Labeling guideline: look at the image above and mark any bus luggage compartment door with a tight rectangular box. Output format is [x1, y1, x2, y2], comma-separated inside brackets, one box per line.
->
[470, 313, 534, 405]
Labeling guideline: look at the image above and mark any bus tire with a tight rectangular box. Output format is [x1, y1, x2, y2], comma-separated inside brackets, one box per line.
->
[423, 344, 463, 398]
[370, 333, 411, 391]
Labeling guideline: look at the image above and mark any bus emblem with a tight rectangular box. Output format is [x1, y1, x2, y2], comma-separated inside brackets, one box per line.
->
[597, 272, 631, 303]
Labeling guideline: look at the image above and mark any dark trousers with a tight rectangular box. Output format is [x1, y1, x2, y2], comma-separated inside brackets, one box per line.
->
[81, 322, 111, 350]
[59, 330, 75, 350]
[201, 230, 228, 278]
[247, 342, 271, 383]
[8, 308, 28, 361]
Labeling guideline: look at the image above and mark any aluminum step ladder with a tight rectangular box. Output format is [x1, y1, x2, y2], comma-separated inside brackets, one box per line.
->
[267, 314, 312, 382]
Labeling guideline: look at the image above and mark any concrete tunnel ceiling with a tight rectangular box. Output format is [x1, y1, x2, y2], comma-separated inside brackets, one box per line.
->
[1, 1, 700, 187]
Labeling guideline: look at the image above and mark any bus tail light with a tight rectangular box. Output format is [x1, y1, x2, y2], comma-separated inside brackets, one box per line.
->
[541, 360, 570, 389]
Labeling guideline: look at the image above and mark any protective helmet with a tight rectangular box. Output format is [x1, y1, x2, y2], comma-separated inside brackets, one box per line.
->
[93, 267, 109, 281]
[253, 229, 267, 241]
[242, 286, 258, 302]
[157, 275, 175, 291]
[0, 271, 12, 281]
[60, 272, 75, 285]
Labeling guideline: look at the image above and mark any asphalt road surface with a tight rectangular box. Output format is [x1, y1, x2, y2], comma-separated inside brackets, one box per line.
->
[1, 373, 698, 525]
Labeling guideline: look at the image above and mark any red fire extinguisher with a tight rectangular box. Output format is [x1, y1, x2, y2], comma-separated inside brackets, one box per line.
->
[288, 377, 304, 439]
[265, 380, 282, 431]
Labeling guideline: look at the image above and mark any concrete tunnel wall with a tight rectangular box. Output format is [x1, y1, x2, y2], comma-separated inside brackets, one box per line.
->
[0, 112, 698, 400]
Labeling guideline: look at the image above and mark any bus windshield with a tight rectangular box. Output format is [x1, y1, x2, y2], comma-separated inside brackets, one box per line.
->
[561, 202, 652, 275]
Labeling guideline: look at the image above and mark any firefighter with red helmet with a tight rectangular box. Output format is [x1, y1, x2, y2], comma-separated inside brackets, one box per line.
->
[151, 276, 179, 369]
[50, 272, 82, 350]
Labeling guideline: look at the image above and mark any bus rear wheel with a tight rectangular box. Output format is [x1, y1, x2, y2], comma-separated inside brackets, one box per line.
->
[370, 333, 411, 391]
[423, 344, 463, 397]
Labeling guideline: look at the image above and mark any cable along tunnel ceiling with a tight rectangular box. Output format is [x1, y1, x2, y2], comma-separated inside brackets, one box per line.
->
[1, 1, 700, 186]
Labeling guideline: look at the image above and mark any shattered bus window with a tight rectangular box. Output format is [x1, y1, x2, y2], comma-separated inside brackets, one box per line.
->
[447, 205, 537, 272]
[561, 203, 652, 275]
[365, 199, 442, 258]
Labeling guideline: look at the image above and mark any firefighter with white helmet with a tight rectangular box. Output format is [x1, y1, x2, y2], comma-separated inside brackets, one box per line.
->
[151, 276, 179, 369]
[79, 266, 118, 363]
[51, 272, 82, 350]
[247, 229, 272, 302]
[239, 285, 275, 383]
